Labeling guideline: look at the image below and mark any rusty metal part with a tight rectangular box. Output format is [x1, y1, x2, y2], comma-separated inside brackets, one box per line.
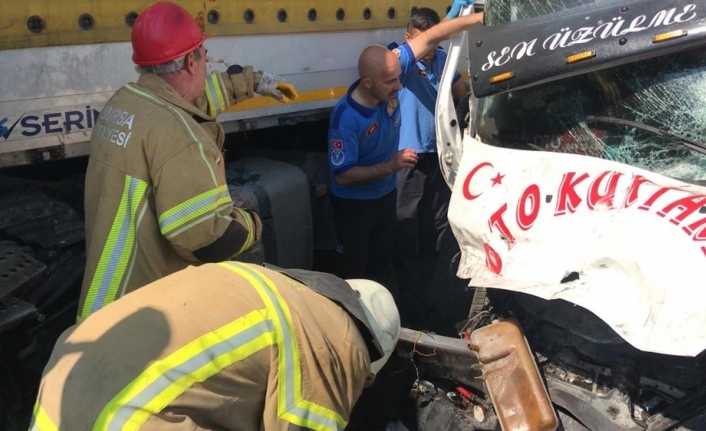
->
[471, 319, 559, 431]
[397, 328, 484, 393]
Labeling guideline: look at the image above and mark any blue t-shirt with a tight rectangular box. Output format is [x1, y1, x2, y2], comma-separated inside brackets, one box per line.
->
[390, 42, 461, 153]
[327, 80, 401, 200]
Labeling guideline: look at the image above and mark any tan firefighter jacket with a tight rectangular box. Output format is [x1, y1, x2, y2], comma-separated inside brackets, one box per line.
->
[31, 262, 372, 431]
[78, 68, 265, 322]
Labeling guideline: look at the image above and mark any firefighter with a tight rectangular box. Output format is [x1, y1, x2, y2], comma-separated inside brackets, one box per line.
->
[78, 1, 299, 322]
[29, 262, 400, 431]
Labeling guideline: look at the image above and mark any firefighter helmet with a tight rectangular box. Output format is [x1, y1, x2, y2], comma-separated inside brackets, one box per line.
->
[131, 1, 209, 66]
[346, 279, 401, 375]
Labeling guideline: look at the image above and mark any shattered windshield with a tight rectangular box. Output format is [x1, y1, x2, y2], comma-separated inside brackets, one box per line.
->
[476, 46, 706, 181]
[478, 0, 706, 181]
[485, 0, 607, 25]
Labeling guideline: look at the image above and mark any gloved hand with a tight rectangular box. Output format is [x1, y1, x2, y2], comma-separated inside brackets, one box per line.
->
[447, 0, 474, 19]
[255, 72, 299, 103]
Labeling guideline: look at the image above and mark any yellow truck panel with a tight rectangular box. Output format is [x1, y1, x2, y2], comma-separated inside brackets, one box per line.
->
[1, 0, 453, 50]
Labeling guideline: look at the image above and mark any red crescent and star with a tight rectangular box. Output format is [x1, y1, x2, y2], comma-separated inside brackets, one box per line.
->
[463, 162, 505, 200]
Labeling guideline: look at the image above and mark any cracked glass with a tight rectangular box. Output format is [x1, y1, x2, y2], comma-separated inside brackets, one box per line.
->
[485, 0, 606, 26]
[477, 0, 706, 182]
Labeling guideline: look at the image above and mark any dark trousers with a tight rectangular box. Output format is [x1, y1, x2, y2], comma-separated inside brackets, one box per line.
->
[393, 153, 451, 319]
[330, 190, 397, 286]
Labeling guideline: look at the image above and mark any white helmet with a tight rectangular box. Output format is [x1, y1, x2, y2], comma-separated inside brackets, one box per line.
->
[346, 279, 401, 375]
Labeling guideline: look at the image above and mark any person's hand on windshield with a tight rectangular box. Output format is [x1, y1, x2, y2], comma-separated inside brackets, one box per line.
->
[447, 0, 474, 19]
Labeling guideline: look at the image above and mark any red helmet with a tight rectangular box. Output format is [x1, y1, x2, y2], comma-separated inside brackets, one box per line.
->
[131, 1, 210, 66]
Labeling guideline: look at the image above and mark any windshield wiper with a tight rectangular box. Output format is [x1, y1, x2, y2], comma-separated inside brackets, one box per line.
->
[585, 115, 706, 156]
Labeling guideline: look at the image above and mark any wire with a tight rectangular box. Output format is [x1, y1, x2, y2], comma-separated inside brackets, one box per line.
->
[412, 330, 438, 357]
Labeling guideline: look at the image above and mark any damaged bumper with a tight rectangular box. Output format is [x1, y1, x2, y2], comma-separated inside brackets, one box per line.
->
[397, 320, 559, 431]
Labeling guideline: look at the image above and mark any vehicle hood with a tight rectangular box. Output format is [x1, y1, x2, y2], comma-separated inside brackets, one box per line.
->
[449, 137, 706, 357]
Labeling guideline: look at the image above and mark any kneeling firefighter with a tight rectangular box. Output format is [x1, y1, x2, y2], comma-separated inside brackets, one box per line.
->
[29, 262, 400, 431]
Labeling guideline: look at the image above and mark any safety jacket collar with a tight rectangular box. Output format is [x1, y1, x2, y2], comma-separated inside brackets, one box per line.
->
[263, 263, 385, 363]
[135, 73, 214, 124]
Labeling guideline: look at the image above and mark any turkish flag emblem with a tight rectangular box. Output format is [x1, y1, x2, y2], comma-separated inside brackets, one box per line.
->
[332, 140, 343, 149]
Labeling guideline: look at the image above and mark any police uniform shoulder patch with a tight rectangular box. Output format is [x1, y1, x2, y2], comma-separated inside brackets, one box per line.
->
[331, 149, 345, 166]
[387, 99, 399, 116]
[392, 48, 400, 58]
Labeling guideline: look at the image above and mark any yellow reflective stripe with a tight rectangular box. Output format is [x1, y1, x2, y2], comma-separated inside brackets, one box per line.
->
[79, 175, 147, 322]
[195, 140, 219, 188]
[95, 309, 274, 431]
[212, 73, 227, 112]
[219, 263, 301, 415]
[118, 201, 150, 298]
[219, 263, 346, 431]
[233, 206, 255, 253]
[205, 73, 227, 116]
[158, 185, 232, 236]
[124, 84, 219, 187]
[204, 78, 217, 115]
[29, 402, 58, 431]
[215, 72, 232, 107]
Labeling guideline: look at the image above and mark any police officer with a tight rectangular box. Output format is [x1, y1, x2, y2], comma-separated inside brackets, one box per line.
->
[79, 1, 299, 322]
[326, 2, 482, 287]
[326, 45, 413, 284]
[29, 262, 400, 431]
[391, 6, 474, 323]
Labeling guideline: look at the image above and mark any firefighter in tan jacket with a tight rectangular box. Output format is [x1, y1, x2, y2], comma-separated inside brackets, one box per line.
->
[78, 1, 299, 322]
[30, 262, 401, 431]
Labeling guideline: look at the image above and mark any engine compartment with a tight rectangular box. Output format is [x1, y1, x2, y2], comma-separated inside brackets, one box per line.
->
[379, 287, 706, 431]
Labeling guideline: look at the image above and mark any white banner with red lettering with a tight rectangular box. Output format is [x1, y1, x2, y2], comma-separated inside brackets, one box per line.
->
[449, 137, 706, 357]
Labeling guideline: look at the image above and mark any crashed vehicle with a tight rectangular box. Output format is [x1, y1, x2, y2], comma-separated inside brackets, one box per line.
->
[383, 0, 706, 430]
[0, 0, 704, 430]
[0, 1, 459, 429]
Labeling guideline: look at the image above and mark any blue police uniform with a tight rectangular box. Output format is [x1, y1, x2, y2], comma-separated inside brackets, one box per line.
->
[390, 42, 461, 153]
[389, 41, 463, 324]
[326, 80, 402, 283]
[328, 81, 401, 200]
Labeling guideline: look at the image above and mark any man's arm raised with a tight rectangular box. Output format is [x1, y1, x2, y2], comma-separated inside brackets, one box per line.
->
[407, 10, 483, 62]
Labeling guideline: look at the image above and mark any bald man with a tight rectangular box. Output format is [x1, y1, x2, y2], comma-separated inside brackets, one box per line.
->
[326, 3, 483, 287]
